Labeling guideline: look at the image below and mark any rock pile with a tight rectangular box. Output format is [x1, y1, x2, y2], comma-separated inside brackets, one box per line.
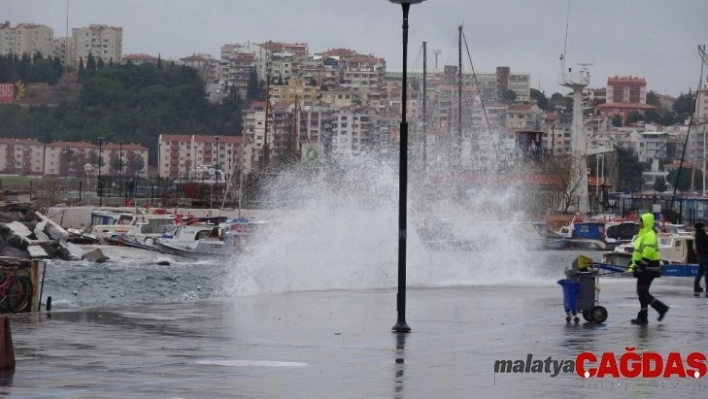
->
[0, 202, 98, 262]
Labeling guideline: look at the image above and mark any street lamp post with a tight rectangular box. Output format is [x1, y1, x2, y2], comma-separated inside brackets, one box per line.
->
[119, 140, 124, 199]
[97, 136, 103, 207]
[389, 0, 425, 333]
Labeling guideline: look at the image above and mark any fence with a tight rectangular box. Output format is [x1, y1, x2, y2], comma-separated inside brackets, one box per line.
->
[1, 175, 262, 209]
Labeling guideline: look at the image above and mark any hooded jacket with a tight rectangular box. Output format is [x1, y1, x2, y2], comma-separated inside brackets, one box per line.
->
[629, 213, 661, 276]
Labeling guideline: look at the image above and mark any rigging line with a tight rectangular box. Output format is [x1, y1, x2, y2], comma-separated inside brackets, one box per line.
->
[409, 41, 424, 72]
[670, 55, 705, 211]
[461, 30, 490, 132]
[461, 29, 498, 163]
[562, 0, 571, 61]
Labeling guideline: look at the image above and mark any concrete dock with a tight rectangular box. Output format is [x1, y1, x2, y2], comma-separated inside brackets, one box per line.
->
[4, 276, 708, 398]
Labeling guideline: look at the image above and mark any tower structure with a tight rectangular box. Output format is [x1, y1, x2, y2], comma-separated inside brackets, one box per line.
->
[559, 55, 591, 213]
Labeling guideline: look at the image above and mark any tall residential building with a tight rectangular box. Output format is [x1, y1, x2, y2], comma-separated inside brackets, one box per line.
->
[71, 24, 123, 66]
[597, 76, 656, 121]
[0, 22, 54, 58]
[0, 138, 45, 175]
[157, 134, 251, 179]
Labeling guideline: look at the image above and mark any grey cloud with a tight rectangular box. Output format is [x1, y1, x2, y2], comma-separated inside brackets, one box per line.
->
[4, 0, 707, 96]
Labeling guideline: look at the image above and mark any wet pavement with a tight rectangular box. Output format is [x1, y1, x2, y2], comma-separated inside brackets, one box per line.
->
[4, 276, 708, 398]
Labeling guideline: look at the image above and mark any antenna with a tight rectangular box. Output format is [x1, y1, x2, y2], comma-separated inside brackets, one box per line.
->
[561, 0, 571, 72]
[433, 49, 441, 70]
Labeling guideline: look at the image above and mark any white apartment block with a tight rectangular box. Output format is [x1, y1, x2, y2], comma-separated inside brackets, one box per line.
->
[506, 103, 543, 130]
[0, 138, 45, 175]
[507, 73, 531, 102]
[340, 55, 386, 93]
[267, 52, 299, 82]
[157, 134, 252, 179]
[632, 131, 667, 163]
[0, 22, 54, 58]
[71, 24, 122, 66]
[331, 107, 378, 156]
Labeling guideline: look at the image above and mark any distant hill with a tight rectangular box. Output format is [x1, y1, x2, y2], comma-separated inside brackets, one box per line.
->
[15, 72, 82, 106]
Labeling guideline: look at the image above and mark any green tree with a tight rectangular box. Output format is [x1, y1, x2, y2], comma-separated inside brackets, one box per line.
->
[246, 68, 260, 101]
[530, 88, 548, 110]
[157, 53, 163, 70]
[96, 57, 105, 69]
[500, 89, 516, 104]
[646, 90, 660, 107]
[644, 108, 661, 124]
[126, 153, 145, 177]
[653, 177, 668, 193]
[626, 111, 644, 125]
[614, 146, 648, 192]
[612, 114, 623, 127]
[667, 167, 703, 193]
[86, 52, 96, 71]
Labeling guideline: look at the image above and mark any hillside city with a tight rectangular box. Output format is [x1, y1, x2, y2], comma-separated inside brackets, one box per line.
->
[1, 21, 707, 199]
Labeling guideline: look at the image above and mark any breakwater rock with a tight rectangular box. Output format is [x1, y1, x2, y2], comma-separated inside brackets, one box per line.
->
[0, 202, 97, 262]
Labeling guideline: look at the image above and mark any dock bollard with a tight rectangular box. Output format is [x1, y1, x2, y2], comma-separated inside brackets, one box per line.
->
[46, 296, 52, 312]
[0, 317, 15, 370]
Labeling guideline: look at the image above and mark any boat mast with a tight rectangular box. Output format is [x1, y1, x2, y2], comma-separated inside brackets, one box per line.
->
[423, 41, 427, 170]
[458, 25, 463, 167]
[262, 74, 270, 175]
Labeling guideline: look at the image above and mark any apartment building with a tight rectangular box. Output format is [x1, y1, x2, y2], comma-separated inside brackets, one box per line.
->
[220, 43, 265, 85]
[340, 55, 386, 93]
[597, 76, 656, 121]
[71, 24, 122, 66]
[259, 42, 309, 73]
[157, 134, 252, 179]
[632, 131, 667, 163]
[330, 107, 379, 156]
[44, 141, 147, 177]
[302, 57, 340, 89]
[269, 79, 319, 103]
[180, 53, 219, 84]
[266, 52, 299, 82]
[506, 103, 543, 130]
[0, 22, 54, 58]
[0, 138, 45, 175]
[121, 53, 158, 66]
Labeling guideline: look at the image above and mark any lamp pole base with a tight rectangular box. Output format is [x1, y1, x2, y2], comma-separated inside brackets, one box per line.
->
[392, 320, 411, 333]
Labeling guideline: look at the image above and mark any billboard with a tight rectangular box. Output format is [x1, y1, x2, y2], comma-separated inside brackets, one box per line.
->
[0, 83, 14, 103]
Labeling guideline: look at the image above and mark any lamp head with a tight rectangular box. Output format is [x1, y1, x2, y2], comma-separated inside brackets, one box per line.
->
[388, 0, 426, 4]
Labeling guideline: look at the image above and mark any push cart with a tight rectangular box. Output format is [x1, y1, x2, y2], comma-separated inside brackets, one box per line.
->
[557, 257, 626, 324]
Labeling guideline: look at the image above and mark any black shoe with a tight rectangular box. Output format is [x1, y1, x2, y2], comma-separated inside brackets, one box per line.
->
[631, 310, 649, 325]
[658, 307, 669, 322]
[696, 292, 702, 297]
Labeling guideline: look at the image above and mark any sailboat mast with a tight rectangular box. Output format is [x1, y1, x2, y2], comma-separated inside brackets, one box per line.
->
[423, 41, 427, 170]
[262, 74, 270, 174]
[458, 25, 463, 166]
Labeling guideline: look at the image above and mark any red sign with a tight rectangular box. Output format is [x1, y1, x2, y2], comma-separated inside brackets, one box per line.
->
[0, 83, 14, 103]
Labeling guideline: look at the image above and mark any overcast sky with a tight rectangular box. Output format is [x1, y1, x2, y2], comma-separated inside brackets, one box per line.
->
[5, 0, 707, 97]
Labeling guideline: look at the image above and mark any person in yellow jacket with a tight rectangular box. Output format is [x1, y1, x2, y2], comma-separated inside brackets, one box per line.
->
[627, 213, 669, 325]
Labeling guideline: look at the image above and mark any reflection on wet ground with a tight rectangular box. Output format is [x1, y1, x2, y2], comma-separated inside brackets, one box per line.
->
[4, 278, 708, 398]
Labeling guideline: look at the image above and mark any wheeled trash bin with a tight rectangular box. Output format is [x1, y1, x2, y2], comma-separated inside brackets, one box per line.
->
[557, 267, 608, 324]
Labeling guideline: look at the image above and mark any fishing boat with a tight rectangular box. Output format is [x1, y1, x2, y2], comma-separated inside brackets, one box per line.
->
[153, 216, 240, 259]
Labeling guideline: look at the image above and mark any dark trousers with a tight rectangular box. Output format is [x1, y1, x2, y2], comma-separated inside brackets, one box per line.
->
[637, 273, 655, 310]
[695, 254, 708, 292]
[636, 272, 668, 315]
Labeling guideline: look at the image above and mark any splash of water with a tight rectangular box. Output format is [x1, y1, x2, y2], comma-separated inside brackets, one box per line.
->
[224, 149, 556, 297]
